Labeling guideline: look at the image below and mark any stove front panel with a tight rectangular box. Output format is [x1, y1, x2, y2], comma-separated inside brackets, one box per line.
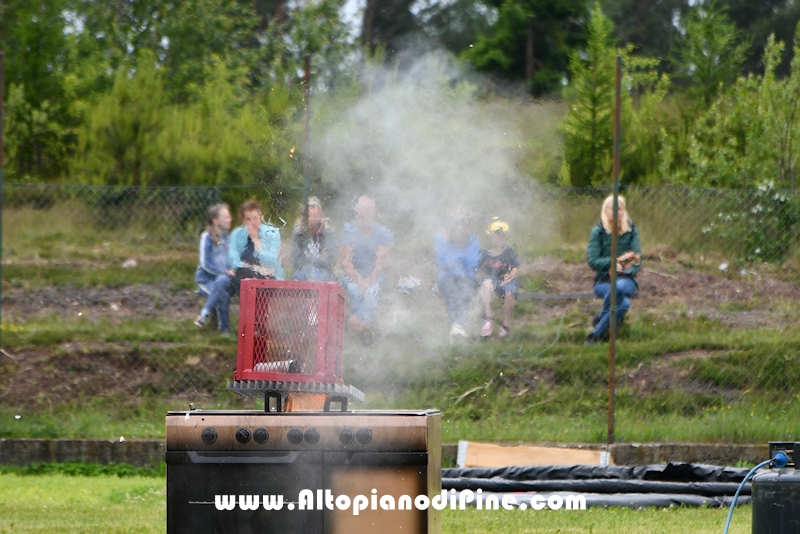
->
[166, 411, 433, 452]
[166, 450, 324, 534]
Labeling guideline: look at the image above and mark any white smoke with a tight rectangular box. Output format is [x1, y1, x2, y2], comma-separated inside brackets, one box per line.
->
[310, 50, 561, 387]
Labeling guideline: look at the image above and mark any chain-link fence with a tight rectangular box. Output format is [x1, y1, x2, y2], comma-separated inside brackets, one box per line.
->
[2, 183, 800, 441]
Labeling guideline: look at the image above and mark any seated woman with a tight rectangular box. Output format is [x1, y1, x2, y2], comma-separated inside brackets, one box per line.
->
[585, 195, 641, 344]
[291, 196, 336, 282]
[228, 200, 285, 295]
[435, 206, 480, 342]
[194, 203, 232, 334]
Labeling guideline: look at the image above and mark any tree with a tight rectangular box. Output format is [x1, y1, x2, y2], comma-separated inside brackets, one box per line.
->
[599, 0, 690, 68]
[414, 0, 496, 55]
[561, 3, 669, 186]
[1, 0, 72, 179]
[463, 0, 589, 95]
[72, 61, 167, 186]
[676, 31, 800, 189]
[673, 2, 748, 110]
[723, 0, 800, 77]
[158, 0, 259, 102]
[362, 0, 419, 58]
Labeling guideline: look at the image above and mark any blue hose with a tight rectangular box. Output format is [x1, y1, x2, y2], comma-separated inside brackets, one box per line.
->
[722, 451, 789, 534]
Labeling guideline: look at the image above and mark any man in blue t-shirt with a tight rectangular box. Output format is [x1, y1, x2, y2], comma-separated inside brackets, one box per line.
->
[339, 195, 393, 344]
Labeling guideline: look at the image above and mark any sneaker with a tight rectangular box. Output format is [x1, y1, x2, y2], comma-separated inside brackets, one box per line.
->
[498, 325, 510, 338]
[592, 314, 601, 327]
[480, 319, 494, 337]
[194, 315, 206, 329]
[584, 332, 604, 345]
[450, 323, 467, 337]
[449, 323, 467, 344]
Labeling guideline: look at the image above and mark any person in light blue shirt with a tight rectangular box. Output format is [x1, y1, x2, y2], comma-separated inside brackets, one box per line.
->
[194, 203, 232, 333]
[228, 200, 285, 295]
[435, 206, 480, 342]
[339, 195, 393, 344]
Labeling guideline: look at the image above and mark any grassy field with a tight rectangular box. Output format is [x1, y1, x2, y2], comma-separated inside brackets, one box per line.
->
[3, 188, 800, 447]
[0, 473, 751, 534]
[3, 309, 800, 443]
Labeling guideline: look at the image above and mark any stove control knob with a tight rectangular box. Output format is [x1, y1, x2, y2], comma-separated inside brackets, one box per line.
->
[304, 428, 320, 445]
[287, 428, 304, 445]
[235, 428, 252, 444]
[253, 427, 270, 444]
[201, 427, 217, 445]
[339, 428, 355, 444]
[356, 428, 372, 445]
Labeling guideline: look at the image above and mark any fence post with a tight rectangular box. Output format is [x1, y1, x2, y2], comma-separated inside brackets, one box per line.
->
[0, 52, 5, 332]
[607, 54, 622, 445]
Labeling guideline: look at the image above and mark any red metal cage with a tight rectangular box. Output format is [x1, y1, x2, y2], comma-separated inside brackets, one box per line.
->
[234, 279, 346, 384]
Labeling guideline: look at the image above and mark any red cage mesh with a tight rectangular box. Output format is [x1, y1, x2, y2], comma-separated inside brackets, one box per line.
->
[234, 280, 346, 384]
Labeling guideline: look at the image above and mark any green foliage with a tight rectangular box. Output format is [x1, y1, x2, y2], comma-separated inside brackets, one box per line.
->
[463, 0, 588, 95]
[699, 183, 800, 262]
[599, 0, 689, 65]
[560, 3, 670, 186]
[3, 84, 69, 180]
[70, 57, 301, 199]
[673, 2, 749, 110]
[415, 0, 497, 55]
[0, 461, 165, 478]
[157, 0, 259, 103]
[666, 27, 800, 189]
[0, 0, 72, 180]
[71, 61, 167, 186]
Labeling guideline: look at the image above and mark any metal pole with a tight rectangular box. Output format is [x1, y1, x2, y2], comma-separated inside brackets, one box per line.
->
[607, 54, 622, 446]
[303, 54, 311, 190]
[0, 52, 5, 335]
[301, 54, 311, 245]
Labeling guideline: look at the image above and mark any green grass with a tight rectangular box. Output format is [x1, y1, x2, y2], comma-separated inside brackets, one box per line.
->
[0, 474, 165, 533]
[0, 461, 165, 478]
[2, 260, 197, 290]
[0, 474, 751, 533]
[3, 310, 800, 442]
[444, 506, 750, 533]
[1, 316, 235, 347]
[0, 395, 253, 440]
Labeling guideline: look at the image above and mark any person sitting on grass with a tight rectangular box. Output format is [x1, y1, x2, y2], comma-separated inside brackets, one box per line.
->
[435, 205, 480, 343]
[478, 218, 519, 338]
[339, 195, 393, 345]
[585, 194, 641, 344]
[228, 200, 285, 296]
[291, 196, 337, 282]
[194, 203, 232, 334]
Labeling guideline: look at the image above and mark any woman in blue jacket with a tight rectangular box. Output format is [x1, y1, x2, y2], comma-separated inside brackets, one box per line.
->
[194, 204, 232, 333]
[228, 200, 285, 296]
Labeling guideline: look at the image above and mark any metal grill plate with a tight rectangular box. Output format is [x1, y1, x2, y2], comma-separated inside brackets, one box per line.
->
[227, 380, 365, 402]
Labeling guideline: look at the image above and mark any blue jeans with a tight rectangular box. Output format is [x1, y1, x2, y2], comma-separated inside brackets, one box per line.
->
[438, 275, 478, 326]
[341, 274, 384, 325]
[592, 278, 637, 336]
[199, 274, 231, 332]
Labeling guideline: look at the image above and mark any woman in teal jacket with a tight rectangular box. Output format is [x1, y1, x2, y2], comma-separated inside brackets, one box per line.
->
[228, 200, 285, 295]
[585, 195, 641, 344]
